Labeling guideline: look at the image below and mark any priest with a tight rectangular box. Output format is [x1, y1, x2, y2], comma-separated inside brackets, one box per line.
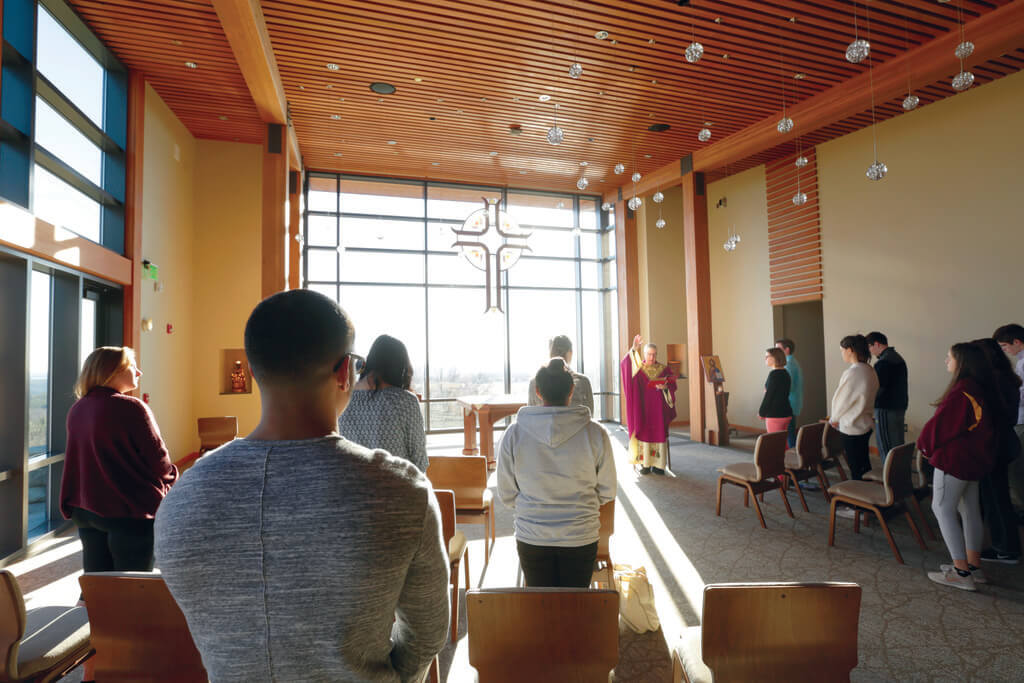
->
[621, 334, 677, 474]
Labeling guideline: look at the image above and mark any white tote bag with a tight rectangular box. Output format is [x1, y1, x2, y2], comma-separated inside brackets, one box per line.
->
[613, 564, 661, 633]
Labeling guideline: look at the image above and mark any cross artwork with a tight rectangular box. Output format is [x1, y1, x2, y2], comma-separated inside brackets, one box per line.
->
[451, 197, 531, 313]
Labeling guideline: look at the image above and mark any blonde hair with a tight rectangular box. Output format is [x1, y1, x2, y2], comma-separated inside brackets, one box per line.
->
[75, 346, 135, 398]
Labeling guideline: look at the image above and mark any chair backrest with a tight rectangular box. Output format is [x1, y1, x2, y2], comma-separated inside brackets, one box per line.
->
[821, 421, 844, 461]
[467, 588, 619, 682]
[197, 416, 237, 452]
[0, 570, 26, 678]
[794, 422, 826, 468]
[752, 431, 788, 479]
[597, 501, 615, 563]
[427, 456, 488, 508]
[701, 582, 861, 682]
[434, 489, 457, 549]
[78, 572, 208, 681]
[881, 443, 916, 506]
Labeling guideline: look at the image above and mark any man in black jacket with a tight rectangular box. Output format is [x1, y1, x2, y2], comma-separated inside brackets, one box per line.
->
[867, 332, 908, 463]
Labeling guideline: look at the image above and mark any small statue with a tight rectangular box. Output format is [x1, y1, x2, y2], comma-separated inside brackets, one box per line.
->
[230, 360, 247, 393]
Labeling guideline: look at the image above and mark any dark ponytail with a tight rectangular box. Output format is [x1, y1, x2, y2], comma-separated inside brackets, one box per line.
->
[535, 358, 574, 406]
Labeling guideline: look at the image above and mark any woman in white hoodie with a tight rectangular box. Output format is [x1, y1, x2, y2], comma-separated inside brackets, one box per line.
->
[830, 334, 880, 482]
[497, 358, 617, 587]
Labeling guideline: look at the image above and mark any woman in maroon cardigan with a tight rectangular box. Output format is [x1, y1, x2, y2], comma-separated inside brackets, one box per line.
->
[918, 342, 996, 592]
[60, 347, 178, 573]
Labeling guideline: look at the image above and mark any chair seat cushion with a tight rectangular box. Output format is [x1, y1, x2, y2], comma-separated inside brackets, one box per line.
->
[674, 626, 712, 683]
[449, 530, 467, 563]
[829, 480, 889, 506]
[717, 462, 760, 482]
[16, 605, 90, 678]
[862, 469, 883, 482]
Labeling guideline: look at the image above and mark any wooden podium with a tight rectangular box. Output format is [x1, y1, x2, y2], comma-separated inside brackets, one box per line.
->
[701, 355, 730, 446]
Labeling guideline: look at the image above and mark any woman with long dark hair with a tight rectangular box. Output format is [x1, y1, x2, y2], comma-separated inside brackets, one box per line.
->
[919, 343, 996, 591]
[338, 334, 427, 471]
[61, 347, 178, 573]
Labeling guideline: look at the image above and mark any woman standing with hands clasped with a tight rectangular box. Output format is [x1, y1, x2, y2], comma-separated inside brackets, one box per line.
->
[920, 343, 996, 591]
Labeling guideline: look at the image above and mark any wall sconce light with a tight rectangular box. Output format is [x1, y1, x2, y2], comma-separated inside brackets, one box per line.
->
[142, 318, 154, 332]
[715, 197, 727, 208]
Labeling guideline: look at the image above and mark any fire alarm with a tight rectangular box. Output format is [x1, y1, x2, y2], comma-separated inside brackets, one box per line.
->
[166, 323, 174, 334]
[142, 393, 150, 403]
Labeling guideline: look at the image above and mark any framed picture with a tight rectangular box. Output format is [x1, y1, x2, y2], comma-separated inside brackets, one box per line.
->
[702, 355, 725, 384]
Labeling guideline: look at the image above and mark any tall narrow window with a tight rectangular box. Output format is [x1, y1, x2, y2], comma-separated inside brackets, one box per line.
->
[81, 296, 97, 368]
[28, 270, 53, 459]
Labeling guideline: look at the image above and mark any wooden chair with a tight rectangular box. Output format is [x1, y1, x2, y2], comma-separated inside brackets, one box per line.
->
[78, 572, 207, 682]
[862, 447, 937, 541]
[716, 431, 794, 528]
[0, 570, 92, 683]
[197, 416, 238, 453]
[434, 489, 469, 643]
[426, 456, 495, 559]
[466, 588, 619, 683]
[783, 422, 830, 512]
[591, 501, 615, 588]
[827, 443, 927, 564]
[821, 422, 849, 481]
[672, 582, 862, 683]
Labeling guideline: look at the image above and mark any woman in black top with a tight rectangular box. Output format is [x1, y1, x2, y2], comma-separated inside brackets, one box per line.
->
[760, 347, 793, 434]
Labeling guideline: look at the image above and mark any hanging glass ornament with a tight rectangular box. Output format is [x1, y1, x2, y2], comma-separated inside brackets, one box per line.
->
[601, 202, 612, 211]
[902, 94, 920, 111]
[569, 62, 583, 79]
[866, 160, 887, 181]
[656, 218, 666, 229]
[546, 126, 564, 145]
[684, 41, 704, 64]
[576, 177, 588, 190]
[631, 171, 642, 183]
[627, 196, 642, 210]
[795, 155, 808, 168]
[845, 39, 870, 64]
[951, 71, 974, 91]
[792, 192, 807, 206]
[777, 117, 794, 134]
[954, 41, 974, 59]
[733, 234, 741, 244]
[652, 191, 664, 204]
[613, 163, 625, 175]
[698, 128, 711, 142]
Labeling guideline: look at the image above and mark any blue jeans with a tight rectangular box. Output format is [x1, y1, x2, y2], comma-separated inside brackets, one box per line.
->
[786, 417, 798, 449]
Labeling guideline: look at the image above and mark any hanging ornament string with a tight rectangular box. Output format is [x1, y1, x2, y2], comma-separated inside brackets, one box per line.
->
[952, 0, 975, 91]
[902, 17, 919, 111]
[569, 0, 583, 79]
[846, 1, 870, 64]
[793, 138, 807, 206]
[865, 3, 887, 181]
[777, 23, 793, 134]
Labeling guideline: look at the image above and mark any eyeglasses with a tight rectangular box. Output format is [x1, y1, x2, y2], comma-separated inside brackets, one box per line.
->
[334, 353, 366, 374]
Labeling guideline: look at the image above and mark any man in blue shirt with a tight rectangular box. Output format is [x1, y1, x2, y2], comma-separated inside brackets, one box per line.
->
[776, 338, 802, 448]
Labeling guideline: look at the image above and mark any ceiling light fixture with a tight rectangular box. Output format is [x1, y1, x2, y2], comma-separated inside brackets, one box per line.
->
[330, 114, 341, 120]
[184, 61, 197, 69]
[793, 72, 806, 80]
[370, 82, 396, 94]
[218, 115, 228, 121]
[538, 94, 551, 102]
[326, 63, 340, 70]
[488, 151, 498, 156]
[546, 102, 564, 145]
[414, 77, 423, 82]
[387, 140, 397, 145]
[334, 152, 343, 157]
[595, 30, 609, 40]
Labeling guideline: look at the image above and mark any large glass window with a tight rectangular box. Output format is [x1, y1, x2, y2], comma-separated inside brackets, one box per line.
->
[28, 270, 52, 459]
[304, 174, 618, 430]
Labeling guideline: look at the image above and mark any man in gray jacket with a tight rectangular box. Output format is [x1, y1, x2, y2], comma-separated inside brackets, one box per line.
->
[527, 335, 595, 416]
[155, 290, 449, 682]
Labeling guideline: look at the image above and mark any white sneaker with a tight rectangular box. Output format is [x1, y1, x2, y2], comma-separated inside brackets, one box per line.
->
[927, 567, 977, 591]
[835, 506, 857, 519]
[940, 563, 987, 584]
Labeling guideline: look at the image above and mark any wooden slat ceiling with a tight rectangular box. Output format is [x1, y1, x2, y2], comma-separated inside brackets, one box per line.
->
[66, 1, 1022, 192]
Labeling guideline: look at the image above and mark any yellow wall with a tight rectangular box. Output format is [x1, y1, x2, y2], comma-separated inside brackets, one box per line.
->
[191, 140, 264, 438]
[818, 69, 1024, 441]
[706, 165, 773, 430]
[139, 84, 196, 459]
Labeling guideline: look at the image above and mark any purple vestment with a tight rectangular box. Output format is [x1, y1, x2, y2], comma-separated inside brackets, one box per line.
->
[621, 350, 677, 444]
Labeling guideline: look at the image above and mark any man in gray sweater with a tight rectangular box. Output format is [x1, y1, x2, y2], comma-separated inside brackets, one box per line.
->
[155, 290, 449, 682]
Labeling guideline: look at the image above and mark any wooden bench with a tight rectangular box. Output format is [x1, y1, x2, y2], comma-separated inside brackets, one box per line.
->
[467, 587, 619, 682]
[427, 455, 495, 558]
[78, 572, 207, 682]
[673, 582, 862, 683]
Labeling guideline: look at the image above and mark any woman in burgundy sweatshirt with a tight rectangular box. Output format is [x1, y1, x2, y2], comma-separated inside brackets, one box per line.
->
[60, 347, 178, 572]
[918, 342, 996, 591]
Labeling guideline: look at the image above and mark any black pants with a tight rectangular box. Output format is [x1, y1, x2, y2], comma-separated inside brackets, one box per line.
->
[517, 540, 598, 588]
[71, 507, 156, 573]
[980, 459, 1021, 556]
[840, 430, 873, 481]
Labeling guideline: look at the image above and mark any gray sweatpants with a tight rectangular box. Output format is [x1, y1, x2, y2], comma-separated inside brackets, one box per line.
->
[932, 468, 983, 562]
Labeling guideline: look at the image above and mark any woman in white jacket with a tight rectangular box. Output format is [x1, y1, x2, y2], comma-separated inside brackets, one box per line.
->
[830, 334, 880, 482]
[497, 358, 617, 587]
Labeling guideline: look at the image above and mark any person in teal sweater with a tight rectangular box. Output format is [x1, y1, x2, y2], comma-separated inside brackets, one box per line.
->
[776, 338, 803, 447]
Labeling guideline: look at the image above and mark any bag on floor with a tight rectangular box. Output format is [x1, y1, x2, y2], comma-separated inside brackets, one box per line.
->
[613, 564, 660, 633]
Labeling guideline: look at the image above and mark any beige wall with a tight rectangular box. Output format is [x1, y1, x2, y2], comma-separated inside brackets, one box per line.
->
[636, 186, 690, 419]
[139, 84, 196, 459]
[191, 140, 264, 438]
[818, 69, 1024, 442]
[706, 165, 773, 431]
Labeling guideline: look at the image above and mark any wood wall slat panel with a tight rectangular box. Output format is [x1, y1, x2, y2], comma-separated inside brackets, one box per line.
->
[766, 148, 823, 305]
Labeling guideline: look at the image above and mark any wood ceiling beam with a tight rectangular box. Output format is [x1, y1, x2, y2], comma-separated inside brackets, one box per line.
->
[210, 0, 302, 169]
[605, 0, 1024, 203]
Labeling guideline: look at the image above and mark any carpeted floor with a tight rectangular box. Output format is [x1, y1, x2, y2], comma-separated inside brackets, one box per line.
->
[8, 426, 1024, 682]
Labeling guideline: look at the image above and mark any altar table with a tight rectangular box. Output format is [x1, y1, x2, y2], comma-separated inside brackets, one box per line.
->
[456, 394, 526, 468]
